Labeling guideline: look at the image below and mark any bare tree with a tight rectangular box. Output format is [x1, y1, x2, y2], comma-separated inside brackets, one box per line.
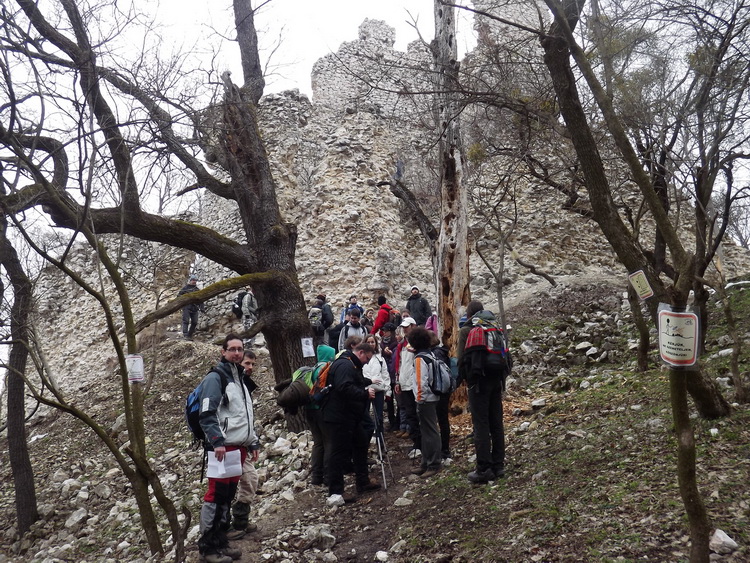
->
[0, 0, 311, 552]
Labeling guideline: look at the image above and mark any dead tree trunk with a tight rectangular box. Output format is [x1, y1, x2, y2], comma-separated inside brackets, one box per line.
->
[432, 1, 471, 354]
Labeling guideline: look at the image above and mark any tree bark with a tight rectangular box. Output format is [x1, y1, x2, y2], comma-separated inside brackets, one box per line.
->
[0, 215, 38, 535]
[432, 1, 471, 354]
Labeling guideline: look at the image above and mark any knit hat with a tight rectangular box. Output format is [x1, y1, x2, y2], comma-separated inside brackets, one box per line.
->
[410, 285, 419, 292]
[382, 322, 397, 332]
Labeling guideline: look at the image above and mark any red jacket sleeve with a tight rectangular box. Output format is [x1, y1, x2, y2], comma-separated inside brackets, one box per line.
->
[372, 307, 389, 335]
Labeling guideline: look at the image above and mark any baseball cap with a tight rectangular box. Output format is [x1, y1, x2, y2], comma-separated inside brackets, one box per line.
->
[400, 317, 417, 327]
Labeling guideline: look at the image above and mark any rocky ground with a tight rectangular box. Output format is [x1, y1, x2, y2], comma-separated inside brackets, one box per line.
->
[1, 280, 749, 562]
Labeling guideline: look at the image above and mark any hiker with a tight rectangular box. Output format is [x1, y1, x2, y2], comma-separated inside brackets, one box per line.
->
[363, 334, 390, 438]
[337, 308, 369, 352]
[241, 288, 258, 348]
[379, 322, 399, 430]
[328, 312, 349, 352]
[394, 317, 421, 459]
[362, 308, 375, 331]
[178, 274, 204, 340]
[425, 310, 439, 334]
[228, 350, 261, 539]
[409, 327, 442, 478]
[429, 331, 453, 460]
[339, 294, 364, 323]
[321, 341, 380, 500]
[197, 334, 259, 563]
[308, 298, 326, 348]
[371, 295, 395, 336]
[306, 344, 336, 486]
[404, 285, 431, 326]
[457, 301, 507, 484]
[315, 293, 335, 343]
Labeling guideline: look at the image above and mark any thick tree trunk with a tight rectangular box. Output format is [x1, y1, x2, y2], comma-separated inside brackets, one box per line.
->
[0, 217, 38, 535]
[432, 1, 471, 354]
[220, 75, 310, 383]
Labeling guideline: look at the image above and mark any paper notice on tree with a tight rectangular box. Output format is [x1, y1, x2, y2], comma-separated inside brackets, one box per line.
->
[206, 449, 243, 479]
[301, 337, 315, 357]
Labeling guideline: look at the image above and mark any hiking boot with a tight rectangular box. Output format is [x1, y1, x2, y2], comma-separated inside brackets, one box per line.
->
[201, 553, 233, 563]
[494, 467, 506, 479]
[220, 546, 242, 560]
[411, 467, 426, 476]
[225, 528, 246, 541]
[467, 468, 495, 484]
[421, 467, 441, 478]
[356, 479, 381, 493]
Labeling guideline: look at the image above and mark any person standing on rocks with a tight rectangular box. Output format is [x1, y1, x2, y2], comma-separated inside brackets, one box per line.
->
[227, 350, 261, 540]
[178, 274, 204, 340]
[241, 288, 258, 348]
[337, 308, 369, 352]
[197, 334, 259, 563]
[405, 285, 431, 326]
[394, 317, 421, 459]
[371, 295, 395, 336]
[321, 341, 380, 501]
[409, 327, 443, 479]
[457, 301, 508, 485]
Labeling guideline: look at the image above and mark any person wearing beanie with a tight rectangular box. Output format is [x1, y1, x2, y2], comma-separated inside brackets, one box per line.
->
[371, 295, 395, 336]
[178, 274, 204, 340]
[405, 286, 432, 326]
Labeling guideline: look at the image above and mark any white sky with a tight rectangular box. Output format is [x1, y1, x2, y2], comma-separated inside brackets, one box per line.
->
[156, 0, 476, 97]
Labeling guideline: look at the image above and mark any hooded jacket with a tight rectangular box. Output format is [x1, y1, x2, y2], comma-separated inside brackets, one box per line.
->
[405, 292, 431, 326]
[198, 358, 258, 450]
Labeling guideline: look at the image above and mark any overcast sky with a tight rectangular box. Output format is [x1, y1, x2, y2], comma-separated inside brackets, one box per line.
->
[156, 0, 476, 97]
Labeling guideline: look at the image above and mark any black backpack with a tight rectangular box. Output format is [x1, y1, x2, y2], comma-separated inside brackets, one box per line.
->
[231, 291, 247, 320]
[185, 370, 230, 446]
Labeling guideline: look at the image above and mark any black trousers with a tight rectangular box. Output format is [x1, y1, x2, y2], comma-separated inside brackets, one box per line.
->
[468, 375, 505, 474]
[400, 389, 421, 450]
[323, 417, 370, 495]
[436, 393, 451, 458]
[182, 307, 199, 337]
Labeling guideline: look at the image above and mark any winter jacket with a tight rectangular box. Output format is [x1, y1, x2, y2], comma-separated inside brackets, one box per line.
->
[321, 351, 371, 424]
[363, 353, 390, 394]
[339, 302, 364, 323]
[178, 283, 201, 313]
[371, 303, 394, 336]
[199, 359, 258, 450]
[396, 339, 416, 391]
[405, 293, 431, 326]
[380, 335, 398, 384]
[457, 310, 508, 386]
[321, 302, 334, 329]
[337, 322, 369, 351]
[414, 352, 440, 404]
[425, 313, 438, 333]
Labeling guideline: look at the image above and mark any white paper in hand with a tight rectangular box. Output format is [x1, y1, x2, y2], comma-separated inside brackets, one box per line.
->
[206, 449, 243, 479]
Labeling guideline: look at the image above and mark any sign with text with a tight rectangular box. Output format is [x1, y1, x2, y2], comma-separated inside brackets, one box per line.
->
[658, 309, 699, 366]
[628, 270, 654, 300]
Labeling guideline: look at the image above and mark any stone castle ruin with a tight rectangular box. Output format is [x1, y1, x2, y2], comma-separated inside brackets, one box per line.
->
[33, 17, 750, 390]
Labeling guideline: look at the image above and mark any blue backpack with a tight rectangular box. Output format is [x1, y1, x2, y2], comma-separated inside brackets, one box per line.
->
[185, 370, 230, 446]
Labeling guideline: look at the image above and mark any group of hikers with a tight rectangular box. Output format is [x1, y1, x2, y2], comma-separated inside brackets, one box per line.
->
[185, 278, 510, 563]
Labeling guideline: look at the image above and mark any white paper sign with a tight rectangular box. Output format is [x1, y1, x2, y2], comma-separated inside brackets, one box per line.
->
[206, 449, 243, 479]
[658, 308, 699, 367]
[301, 337, 315, 358]
[126, 354, 144, 383]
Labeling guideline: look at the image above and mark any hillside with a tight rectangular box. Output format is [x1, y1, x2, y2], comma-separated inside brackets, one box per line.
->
[1, 279, 748, 562]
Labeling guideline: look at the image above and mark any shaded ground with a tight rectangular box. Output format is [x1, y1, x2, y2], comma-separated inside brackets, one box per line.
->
[2, 281, 750, 562]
